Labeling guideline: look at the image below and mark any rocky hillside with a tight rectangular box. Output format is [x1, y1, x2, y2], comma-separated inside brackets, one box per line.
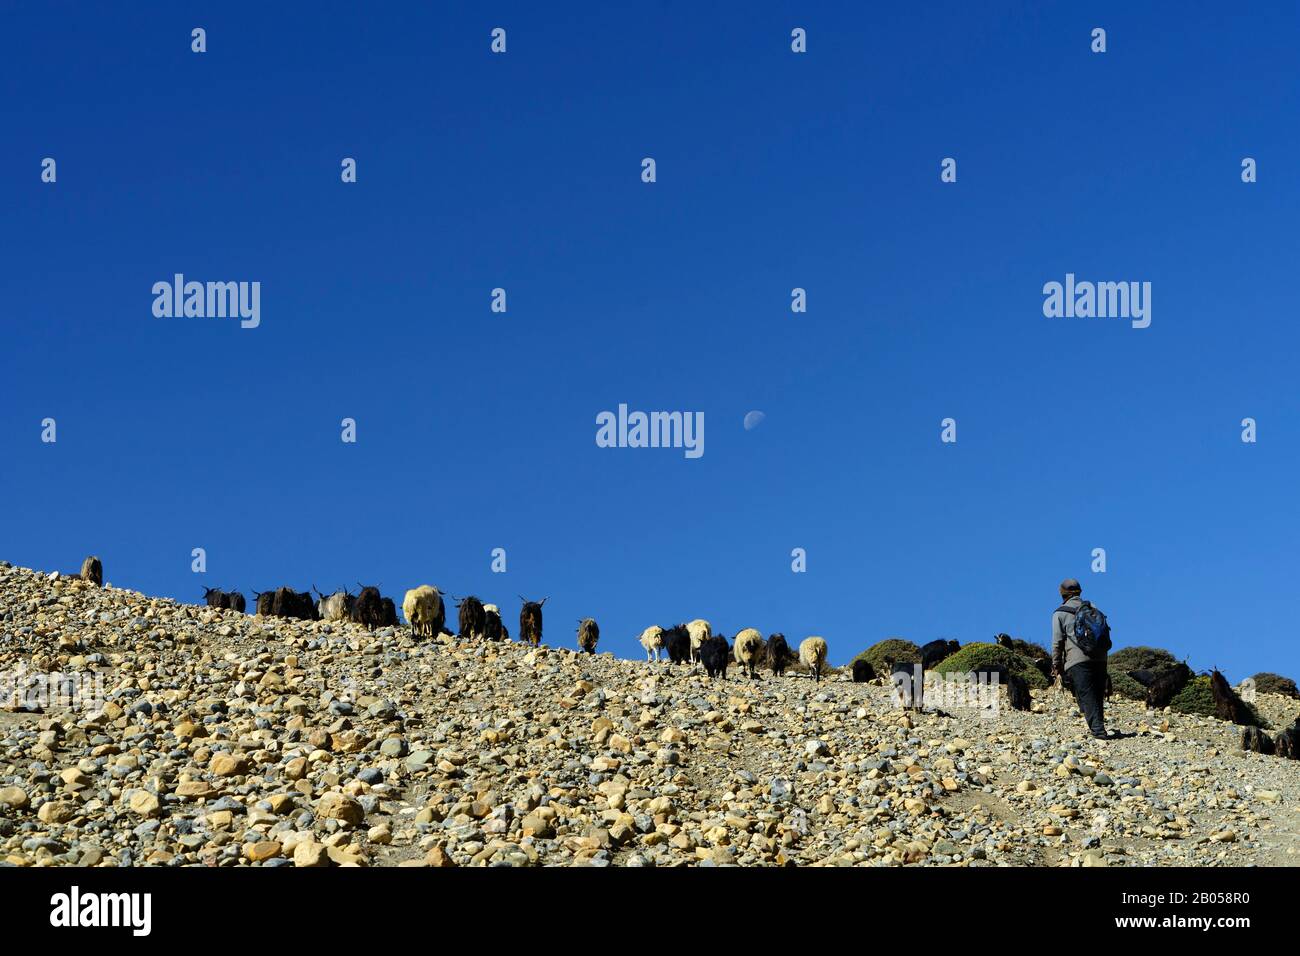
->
[0, 560, 1296, 867]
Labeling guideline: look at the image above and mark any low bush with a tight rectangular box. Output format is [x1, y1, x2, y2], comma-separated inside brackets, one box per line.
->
[852, 639, 920, 676]
[932, 642, 1049, 689]
[1109, 646, 1178, 672]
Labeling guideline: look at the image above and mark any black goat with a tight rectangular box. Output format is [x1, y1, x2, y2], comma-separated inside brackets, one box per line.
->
[851, 659, 874, 683]
[891, 661, 924, 711]
[253, 590, 274, 616]
[457, 595, 486, 640]
[766, 633, 793, 676]
[661, 624, 691, 664]
[1145, 663, 1192, 709]
[203, 587, 247, 614]
[266, 586, 316, 621]
[699, 636, 730, 679]
[483, 605, 504, 642]
[1006, 672, 1031, 711]
[970, 662, 1030, 711]
[519, 596, 546, 646]
[919, 639, 960, 671]
[351, 585, 385, 630]
[1126, 668, 1158, 688]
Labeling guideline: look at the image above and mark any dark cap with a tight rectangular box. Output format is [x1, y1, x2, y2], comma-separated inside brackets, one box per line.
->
[1059, 578, 1082, 595]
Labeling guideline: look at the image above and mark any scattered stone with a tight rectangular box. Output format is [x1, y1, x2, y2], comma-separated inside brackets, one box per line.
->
[128, 791, 161, 818]
[293, 842, 331, 867]
[316, 792, 365, 826]
[246, 841, 282, 862]
[209, 753, 250, 777]
[0, 559, 1294, 869]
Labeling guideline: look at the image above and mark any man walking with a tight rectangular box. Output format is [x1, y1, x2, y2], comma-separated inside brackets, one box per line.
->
[1052, 578, 1112, 739]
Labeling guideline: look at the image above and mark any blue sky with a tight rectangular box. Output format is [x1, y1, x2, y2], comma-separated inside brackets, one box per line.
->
[3, 2, 1297, 680]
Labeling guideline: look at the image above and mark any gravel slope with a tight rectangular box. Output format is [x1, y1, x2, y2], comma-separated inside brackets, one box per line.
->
[1, 561, 1296, 867]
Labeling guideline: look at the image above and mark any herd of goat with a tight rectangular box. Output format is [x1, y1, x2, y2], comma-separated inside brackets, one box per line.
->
[195, 583, 834, 681]
[68, 558, 1300, 758]
[198, 584, 546, 648]
[635, 623, 828, 682]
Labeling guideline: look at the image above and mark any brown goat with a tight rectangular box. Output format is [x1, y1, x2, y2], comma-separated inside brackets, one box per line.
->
[80, 555, 103, 587]
[519, 596, 546, 646]
[1209, 669, 1252, 725]
[1240, 726, 1274, 755]
[1275, 724, 1299, 759]
[577, 618, 599, 654]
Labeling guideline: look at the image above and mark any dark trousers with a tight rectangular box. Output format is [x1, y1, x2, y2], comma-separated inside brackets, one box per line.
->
[1065, 660, 1108, 737]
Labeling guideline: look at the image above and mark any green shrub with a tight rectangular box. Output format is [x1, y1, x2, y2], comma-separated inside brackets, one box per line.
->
[1250, 672, 1299, 699]
[932, 642, 1049, 689]
[1109, 646, 1178, 672]
[1108, 667, 1147, 701]
[1169, 676, 1214, 716]
[852, 639, 920, 676]
[999, 636, 1050, 662]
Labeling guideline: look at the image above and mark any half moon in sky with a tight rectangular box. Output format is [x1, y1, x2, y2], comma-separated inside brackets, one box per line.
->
[743, 410, 766, 431]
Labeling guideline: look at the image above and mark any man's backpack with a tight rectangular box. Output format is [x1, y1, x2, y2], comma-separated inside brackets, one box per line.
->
[1057, 600, 1112, 656]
